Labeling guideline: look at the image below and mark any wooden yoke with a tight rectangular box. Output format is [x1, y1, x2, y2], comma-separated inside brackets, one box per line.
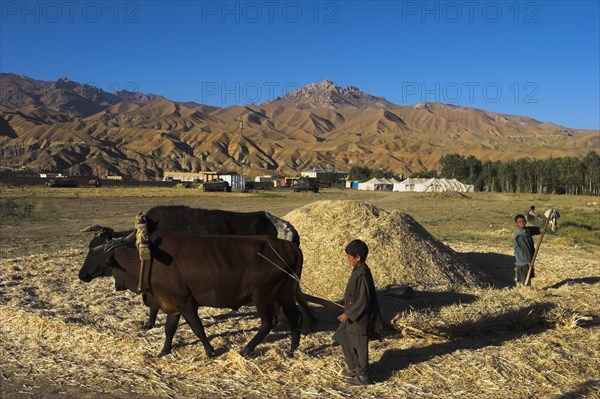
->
[525, 208, 553, 286]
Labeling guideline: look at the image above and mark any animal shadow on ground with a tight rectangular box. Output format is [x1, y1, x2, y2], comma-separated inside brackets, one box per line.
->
[372, 301, 558, 383]
[304, 290, 478, 357]
[461, 251, 516, 288]
[137, 306, 258, 330]
[168, 303, 317, 355]
[555, 379, 600, 399]
[544, 277, 600, 290]
[166, 309, 281, 356]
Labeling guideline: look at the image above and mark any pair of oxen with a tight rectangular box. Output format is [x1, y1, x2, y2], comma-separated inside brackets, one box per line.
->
[79, 206, 312, 358]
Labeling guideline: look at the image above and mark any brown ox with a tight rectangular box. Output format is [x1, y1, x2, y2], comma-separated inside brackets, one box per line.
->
[104, 231, 304, 358]
[80, 205, 300, 329]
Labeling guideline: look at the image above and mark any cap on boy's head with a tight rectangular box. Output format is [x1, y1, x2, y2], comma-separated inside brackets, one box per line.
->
[345, 239, 368, 261]
[515, 214, 526, 223]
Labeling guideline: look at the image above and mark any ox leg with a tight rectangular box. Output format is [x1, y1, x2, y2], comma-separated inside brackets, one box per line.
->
[180, 308, 216, 358]
[158, 313, 180, 357]
[143, 306, 159, 330]
[241, 300, 274, 358]
[280, 300, 301, 357]
[141, 294, 159, 330]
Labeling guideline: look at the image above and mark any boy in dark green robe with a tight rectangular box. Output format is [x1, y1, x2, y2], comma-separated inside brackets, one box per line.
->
[333, 239, 382, 386]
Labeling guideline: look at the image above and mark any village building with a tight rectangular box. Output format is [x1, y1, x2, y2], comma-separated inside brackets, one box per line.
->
[300, 168, 348, 188]
[219, 171, 245, 191]
[254, 175, 276, 183]
[39, 172, 68, 179]
[300, 168, 348, 180]
[162, 171, 220, 182]
[162, 170, 246, 191]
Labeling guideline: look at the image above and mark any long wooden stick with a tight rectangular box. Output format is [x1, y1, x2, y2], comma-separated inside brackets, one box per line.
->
[525, 208, 553, 286]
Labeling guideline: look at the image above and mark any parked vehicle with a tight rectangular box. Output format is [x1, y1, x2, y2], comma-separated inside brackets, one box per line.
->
[293, 178, 319, 193]
[200, 181, 231, 192]
[46, 178, 78, 188]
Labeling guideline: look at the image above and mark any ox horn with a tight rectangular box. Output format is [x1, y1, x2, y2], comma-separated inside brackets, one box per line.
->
[80, 225, 110, 233]
[123, 230, 137, 245]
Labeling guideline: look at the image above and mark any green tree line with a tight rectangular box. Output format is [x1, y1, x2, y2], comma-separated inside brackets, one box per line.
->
[438, 152, 600, 195]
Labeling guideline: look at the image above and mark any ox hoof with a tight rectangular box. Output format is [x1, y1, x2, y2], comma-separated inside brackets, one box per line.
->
[156, 349, 171, 358]
[239, 348, 254, 359]
[203, 344, 216, 359]
[145, 351, 168, 359]
[286, 350, 295, 358]
[140, 322, 155, 331]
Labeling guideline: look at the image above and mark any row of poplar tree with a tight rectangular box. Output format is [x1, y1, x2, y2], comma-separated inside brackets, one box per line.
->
[437, 152, 600, 195]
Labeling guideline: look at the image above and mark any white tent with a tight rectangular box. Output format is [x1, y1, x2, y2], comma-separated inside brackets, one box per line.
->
[393, 178, 474, 192]
[393, 178, 428, 192]
[357, 177, 394, 191]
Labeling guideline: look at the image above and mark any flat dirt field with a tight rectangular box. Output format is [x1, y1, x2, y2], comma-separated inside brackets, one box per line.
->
[1, 187, 599, 399]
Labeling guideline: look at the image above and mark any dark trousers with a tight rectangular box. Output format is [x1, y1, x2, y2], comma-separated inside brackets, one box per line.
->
[516, 264, 533, 285]
[338, 330, 369, 376]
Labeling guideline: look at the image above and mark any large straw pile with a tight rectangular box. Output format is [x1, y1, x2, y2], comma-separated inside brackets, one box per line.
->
[284, 200, 488, 300]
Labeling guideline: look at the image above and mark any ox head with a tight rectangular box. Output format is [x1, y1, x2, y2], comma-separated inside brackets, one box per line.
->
[105, 251, 135, 293]
[79, 225, 127, 282]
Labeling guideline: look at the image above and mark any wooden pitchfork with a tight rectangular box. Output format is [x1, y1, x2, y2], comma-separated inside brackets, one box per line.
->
[524, 208, 553, 286]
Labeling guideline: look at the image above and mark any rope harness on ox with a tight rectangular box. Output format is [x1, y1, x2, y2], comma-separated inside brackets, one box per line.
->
[103, 236, 128, 254]
[258, 242, 344, 311]
[135, 212, 152, 293]
[100, 214, 151, 293]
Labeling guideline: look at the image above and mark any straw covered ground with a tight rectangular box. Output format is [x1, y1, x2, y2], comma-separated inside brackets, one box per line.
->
[1, 188, 599, 398]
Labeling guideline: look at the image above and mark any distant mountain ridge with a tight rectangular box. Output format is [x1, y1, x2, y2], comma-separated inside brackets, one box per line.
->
[0, 73, 598, 181]
[0, 73, 163, 119]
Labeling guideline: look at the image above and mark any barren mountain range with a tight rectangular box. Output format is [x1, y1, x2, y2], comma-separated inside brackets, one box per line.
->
[1, 73, 598, 181]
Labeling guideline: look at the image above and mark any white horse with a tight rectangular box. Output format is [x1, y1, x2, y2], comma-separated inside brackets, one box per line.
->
[544, 209, 560, 232]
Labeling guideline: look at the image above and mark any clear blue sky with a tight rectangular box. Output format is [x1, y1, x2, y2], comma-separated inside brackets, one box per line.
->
[1, 0, 599, 129]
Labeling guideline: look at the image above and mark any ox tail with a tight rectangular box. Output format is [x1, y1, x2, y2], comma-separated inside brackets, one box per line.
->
[291, 246, 314, 334]
[296, 287, 315, 334]
[298, 292, 344, 312]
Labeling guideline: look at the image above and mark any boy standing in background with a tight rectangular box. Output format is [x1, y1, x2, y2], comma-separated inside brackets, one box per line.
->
[514, 214, 544, 286]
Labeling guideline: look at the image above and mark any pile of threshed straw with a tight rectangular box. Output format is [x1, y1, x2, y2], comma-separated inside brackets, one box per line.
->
[284, 200, 488, 301]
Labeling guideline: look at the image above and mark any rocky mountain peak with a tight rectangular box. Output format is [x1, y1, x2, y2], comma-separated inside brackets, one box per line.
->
[309, 79, 338, 90]
[266, 80, 396, 110]
[53, 76, 78, 90]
